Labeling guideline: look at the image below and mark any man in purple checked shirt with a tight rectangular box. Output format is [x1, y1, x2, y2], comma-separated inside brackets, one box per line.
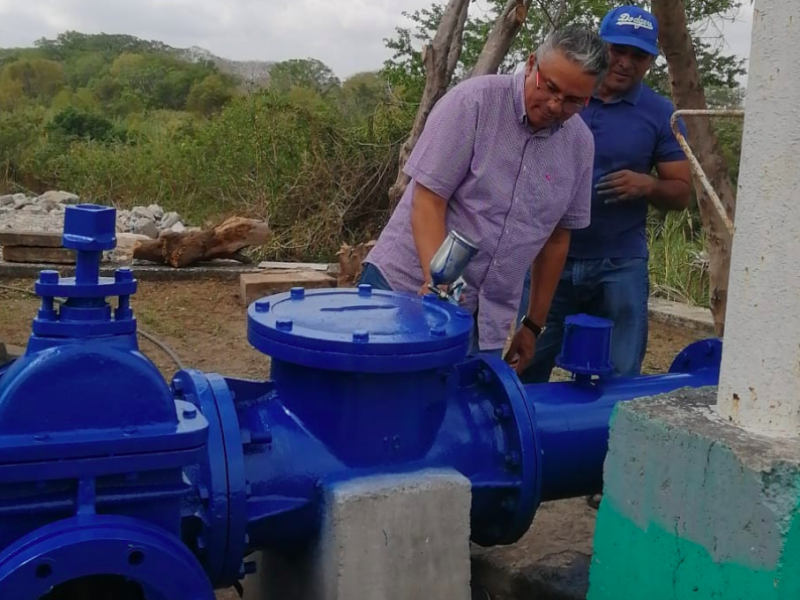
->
[359, 25, 608, 371]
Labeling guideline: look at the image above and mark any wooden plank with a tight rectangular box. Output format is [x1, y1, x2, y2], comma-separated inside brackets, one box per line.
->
[240, 270, 337, 306]
[2, 246, 76, 264]
[257, 261, 330, 271]
[0, 230, 63, 248]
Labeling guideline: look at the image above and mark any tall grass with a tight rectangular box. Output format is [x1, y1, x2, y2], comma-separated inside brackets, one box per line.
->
[647, 209, 710, 308]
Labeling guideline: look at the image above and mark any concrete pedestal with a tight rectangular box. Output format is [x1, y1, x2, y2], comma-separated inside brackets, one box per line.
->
[588, 388, 800, 599]
[242, 469, 472, 600]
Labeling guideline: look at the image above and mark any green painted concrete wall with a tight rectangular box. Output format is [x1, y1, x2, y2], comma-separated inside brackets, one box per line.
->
[589, 496, 800, 599]
[587, 389, 800, 600]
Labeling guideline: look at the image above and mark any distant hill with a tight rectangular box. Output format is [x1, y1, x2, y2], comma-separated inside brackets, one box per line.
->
[0, 32, 275, 89]
[172, 45, 274, 88]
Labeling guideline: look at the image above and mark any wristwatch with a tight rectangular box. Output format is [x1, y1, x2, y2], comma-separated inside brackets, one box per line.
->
[520, 315, 545, 338]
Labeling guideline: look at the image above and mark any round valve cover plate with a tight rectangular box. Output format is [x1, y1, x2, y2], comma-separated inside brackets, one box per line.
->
[247, 285, 473, 372]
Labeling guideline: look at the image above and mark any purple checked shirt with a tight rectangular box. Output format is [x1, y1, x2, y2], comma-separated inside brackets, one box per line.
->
[366, 70, 595, 350]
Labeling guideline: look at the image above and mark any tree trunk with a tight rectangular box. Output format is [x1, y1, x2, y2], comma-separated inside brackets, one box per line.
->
[133, 217, 270, 268]
[387, 0, 471, 210]
[651, 0, 737, 337]
[471, 0, 534, 76]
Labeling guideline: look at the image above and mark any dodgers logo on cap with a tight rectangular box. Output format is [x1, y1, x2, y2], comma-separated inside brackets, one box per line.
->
[599, 5, 660, 56]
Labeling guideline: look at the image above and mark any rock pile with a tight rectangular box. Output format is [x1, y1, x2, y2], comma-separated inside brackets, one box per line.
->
[0, 191, 190, 239]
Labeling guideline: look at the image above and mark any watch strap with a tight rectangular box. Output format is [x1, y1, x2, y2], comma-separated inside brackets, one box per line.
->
[521, 315, 543, 338]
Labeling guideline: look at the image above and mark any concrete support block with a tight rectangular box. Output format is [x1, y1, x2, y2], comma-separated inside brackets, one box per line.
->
[243, 469, 472, 600]
[588, 387, 800, 600]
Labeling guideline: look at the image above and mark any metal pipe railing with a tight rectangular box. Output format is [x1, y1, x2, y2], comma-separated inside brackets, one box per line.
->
[670, 109, 745, 236]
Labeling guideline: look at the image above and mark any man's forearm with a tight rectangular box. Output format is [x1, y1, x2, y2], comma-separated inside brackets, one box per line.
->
[527, 228, 570, 325]
[646, 177, 692, 212]
[410, 183, 448, 283]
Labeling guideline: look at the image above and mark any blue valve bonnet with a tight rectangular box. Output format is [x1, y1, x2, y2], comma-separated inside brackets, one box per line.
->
[30, 204, 138, 345]
[555, 314, 615, 377]
[247, 284, 474, 372]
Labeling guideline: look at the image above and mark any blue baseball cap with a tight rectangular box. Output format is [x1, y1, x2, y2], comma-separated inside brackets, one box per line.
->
[599, 5, 660, 56]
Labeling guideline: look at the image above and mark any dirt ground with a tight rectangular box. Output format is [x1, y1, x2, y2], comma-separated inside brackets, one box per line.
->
[0, 278, 701, 379]
[0, 277, 707, 600]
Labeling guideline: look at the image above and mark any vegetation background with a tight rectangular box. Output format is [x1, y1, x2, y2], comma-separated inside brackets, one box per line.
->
[0, 0, 747, 307]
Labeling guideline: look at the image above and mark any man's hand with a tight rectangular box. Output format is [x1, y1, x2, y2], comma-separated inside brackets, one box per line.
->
[504, 326, 537, 375]
[595, 170, 656, 204]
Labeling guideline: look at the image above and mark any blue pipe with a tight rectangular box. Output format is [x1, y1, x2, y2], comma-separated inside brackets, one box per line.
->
[0, 204, 723, 599]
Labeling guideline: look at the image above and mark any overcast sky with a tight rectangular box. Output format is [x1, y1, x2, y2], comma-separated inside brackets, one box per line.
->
[0, 0, 755, 84]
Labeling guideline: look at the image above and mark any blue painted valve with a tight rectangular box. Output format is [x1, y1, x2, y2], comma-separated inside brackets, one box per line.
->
[0, 204, 723, 599]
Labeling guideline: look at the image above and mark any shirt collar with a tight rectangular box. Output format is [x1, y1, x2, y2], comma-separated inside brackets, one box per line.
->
[513, 70, 563, 137]
[592, 81, 644, 106]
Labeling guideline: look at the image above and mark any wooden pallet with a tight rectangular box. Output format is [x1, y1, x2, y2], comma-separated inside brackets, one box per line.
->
[0, 230, 76, 265]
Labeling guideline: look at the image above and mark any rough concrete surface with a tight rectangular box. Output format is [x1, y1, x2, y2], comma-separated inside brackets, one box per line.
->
[647, 297, 714, 335]
[472, 498, 597, 600]
[242, 469, 472, 600]
[715, 0, 800, 435]
[589, 387, 800, 599]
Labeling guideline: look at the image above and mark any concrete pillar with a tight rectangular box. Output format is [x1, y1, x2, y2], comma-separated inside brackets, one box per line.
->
[716, 0, 800, 436]
[242, 469, 472, 600]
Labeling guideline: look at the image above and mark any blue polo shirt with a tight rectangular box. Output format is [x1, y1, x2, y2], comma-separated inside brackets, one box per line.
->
[568, 82, 688, 260]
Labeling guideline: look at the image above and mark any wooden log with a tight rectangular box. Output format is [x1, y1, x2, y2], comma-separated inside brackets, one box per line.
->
[133, 217, 270, 268]
[239, 270, 337, 306]
[0, 230, 63, 248]
[2, 246, 76, 264]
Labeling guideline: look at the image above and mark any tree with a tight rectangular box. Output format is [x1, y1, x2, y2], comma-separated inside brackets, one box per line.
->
[186, 73, 235, 116]
[651, 0, 739, 336]
[0, 58, 65, 101]
[386, 0, 471, 209]
[268, 59, 341, 95]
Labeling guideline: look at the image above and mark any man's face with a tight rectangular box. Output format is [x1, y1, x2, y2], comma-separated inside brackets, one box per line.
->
[523, 51, 597, 130]
[603, 44, 654, 93]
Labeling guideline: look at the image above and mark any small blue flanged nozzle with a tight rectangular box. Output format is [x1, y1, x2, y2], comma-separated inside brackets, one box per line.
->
[555, 314, 615, 380]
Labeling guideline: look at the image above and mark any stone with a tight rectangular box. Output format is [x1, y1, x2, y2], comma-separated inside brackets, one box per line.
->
[588, 387, 800, 600]
[133, 218, 159, 239]
[132, 206, 155, 221]
[170, 222, 186, 233]
[148, 204, 164, 221]
[160, 211, 182, 230]
[243, 469, 472, 600]
[38, 191, 79, 205]
[22, 205, 44, 215]
[13, 197, 32, 209]
[0, 195, 14, 207]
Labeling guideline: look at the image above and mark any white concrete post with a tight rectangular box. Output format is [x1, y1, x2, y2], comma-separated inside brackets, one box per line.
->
[717, 0, 800, 436]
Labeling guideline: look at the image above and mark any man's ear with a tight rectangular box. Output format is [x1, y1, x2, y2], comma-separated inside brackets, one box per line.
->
[525, 52, 536, 75]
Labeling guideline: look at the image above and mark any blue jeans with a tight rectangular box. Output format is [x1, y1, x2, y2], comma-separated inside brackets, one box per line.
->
[516, 257, 649, 383]
[358, 263, 503, 359]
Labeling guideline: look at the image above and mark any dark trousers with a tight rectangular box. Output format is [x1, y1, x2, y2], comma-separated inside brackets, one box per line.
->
[516, 257, 650, 383]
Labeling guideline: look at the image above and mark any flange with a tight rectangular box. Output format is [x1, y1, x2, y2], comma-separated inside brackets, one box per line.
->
[247, 285, 473, 373]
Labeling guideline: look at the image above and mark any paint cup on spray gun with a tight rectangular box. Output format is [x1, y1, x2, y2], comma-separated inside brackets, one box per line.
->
[428, 230, 479, 305]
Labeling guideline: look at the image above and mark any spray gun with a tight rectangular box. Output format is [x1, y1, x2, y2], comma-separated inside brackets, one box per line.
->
[428, 230, 479, 305]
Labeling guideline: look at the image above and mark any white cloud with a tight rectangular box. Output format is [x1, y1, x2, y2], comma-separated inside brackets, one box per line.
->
[0, 0, 754, 82]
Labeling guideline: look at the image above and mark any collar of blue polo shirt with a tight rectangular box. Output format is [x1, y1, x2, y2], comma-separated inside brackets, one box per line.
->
[428, 230, 479, 305]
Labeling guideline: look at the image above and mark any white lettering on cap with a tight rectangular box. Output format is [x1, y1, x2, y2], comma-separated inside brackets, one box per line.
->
[616, 12, 654, 30]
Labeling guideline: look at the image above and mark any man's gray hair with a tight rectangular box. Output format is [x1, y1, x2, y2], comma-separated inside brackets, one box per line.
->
[537, 25, 609, 78]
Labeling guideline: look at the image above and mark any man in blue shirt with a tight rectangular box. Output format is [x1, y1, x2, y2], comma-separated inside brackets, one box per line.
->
[516, 6, 692, 384]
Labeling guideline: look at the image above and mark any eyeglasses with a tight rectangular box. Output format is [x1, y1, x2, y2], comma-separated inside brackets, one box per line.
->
[535, 65, 590, 113]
